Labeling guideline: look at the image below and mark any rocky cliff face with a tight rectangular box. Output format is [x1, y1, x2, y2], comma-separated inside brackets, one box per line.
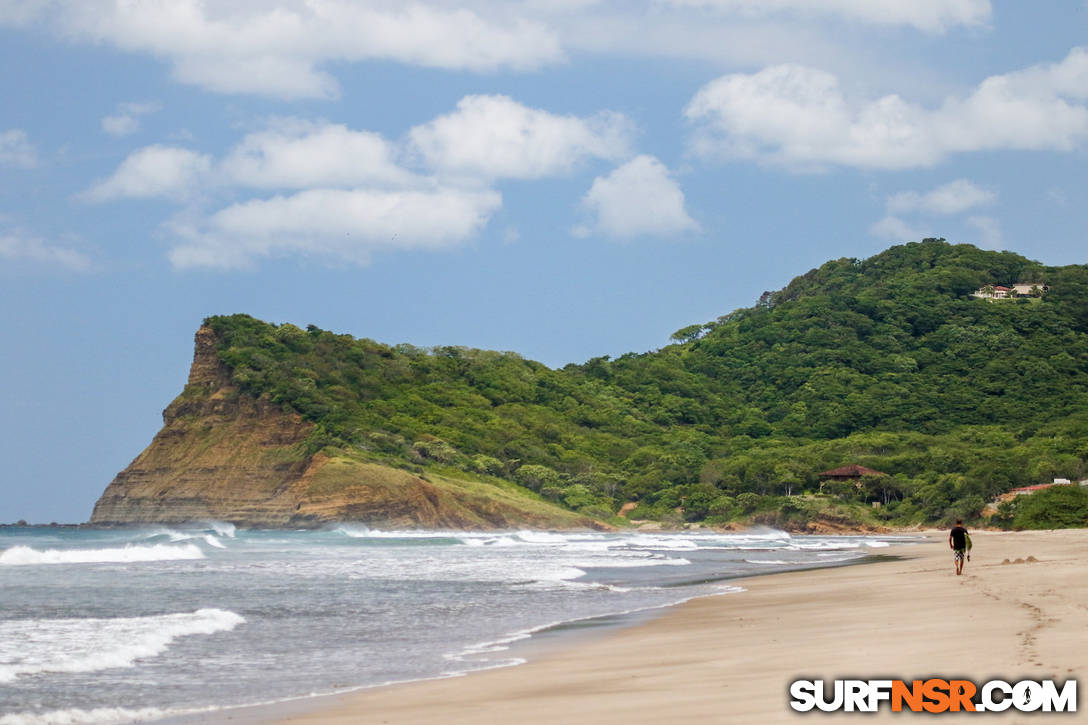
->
[90, 326, 592, 529]
[90, 326, 317, 526]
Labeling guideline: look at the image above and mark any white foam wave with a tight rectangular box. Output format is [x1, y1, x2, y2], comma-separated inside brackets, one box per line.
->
[864, 540, 890, 548]
[511, 530, 570, 544]
[744, 559, 793, 565]
[535, 566, 586, 582]
[619, 535, 700, 550]
[0, 544, 205, 566]
[138, 527, 225, 548]
[202, 535, 226, 549]
[727, 530, 792, 542]
[138, 527, 181, 541]
[140, 523, 233, 545]
[331, 524, 371, 538]
[0, 708, 195, 725]
[331, 525, 461, 541]
[571, 557, 692, 568]
[0, 608, 244, 683]
[519, 579, 636, 593]
[459, 535, 520, 547]
[202, 521, 236, 537]
[791, 542, 861, 551]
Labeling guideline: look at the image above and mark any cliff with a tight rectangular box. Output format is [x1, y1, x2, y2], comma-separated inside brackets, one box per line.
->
[90, 326, 594, 529]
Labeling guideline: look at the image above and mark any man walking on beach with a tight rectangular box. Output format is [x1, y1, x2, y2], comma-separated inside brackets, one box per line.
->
[949, 520, 969, 576]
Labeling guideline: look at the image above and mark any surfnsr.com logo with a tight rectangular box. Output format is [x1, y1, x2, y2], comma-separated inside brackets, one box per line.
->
[789, 679, 1077, 713]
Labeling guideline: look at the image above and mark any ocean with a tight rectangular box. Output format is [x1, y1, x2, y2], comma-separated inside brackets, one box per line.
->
[0, 524, 914, 725]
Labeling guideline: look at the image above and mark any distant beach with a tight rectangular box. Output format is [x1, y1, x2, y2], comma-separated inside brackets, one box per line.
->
[248, 529, 1087, 724]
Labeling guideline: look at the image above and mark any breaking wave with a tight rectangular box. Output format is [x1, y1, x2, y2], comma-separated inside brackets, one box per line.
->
[0, 544, 205, 566]
[0, 609, 245, 683]
[0, 708, 196, 725]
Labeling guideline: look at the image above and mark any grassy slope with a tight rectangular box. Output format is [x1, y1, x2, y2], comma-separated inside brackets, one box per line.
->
[301, 452, 598, 529]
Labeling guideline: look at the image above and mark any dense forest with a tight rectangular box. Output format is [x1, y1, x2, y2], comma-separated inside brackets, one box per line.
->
[204, 240, 1088, 529]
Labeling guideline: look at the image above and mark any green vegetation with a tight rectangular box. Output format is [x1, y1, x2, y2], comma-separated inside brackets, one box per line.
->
[992, 486, 1088, 530]
[204, 239, 1088, 529]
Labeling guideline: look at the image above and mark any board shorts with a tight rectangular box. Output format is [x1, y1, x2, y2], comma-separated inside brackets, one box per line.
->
[953, 548, 966, 562]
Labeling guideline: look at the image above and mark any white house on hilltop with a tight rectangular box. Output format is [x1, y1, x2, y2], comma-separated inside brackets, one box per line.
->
[972, 282, 1049, 299]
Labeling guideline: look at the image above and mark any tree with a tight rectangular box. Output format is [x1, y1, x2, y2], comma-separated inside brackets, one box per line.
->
[860, 474, 902, 506]
[1012, 486, 1088, 529]
[514, 464, 562, 492]
[773, 463, 803, 497]
[670, 324, 704, 344]
[471, 455, 505, 476]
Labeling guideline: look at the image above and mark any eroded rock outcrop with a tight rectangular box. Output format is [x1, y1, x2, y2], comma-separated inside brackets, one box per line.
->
[90, 325, 591, 529]
[90, 326, 317, 526]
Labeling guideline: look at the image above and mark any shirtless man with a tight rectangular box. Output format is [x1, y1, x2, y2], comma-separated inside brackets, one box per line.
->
[949, 519, 969, 576]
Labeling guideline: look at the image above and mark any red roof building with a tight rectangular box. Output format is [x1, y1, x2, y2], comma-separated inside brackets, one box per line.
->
[993, 481, 1074, 506]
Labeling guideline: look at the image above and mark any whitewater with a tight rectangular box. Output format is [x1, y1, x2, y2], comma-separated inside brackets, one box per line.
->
[0, 525, 915, 725]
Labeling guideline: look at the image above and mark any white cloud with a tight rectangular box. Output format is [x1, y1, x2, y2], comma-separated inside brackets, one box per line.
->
[966, 215, 1003, 250]
[0, 230, 93, 271]
[504, 1, 987, 94]
[686, 64, 936, 169]
[101, 101, 161, 137]
[101, 115, 139, 138]
[873, 180, 997, 244]
[0, 1, 1002, 104]
[9, 1, 562, 99]
[408, 95, 632, 180]
[578, 155, 698, 239]
[666, 0, 991, 33]
[686, 47, 1088, 170]
[168, 187, 501, 268]
[887, 179, 996, 215]
[88, 95, 629, 202]
[868, 215, 927, 243]
[220, 120, 417, 189]
[83, 96, 645, 267]
[0, 129, 36, 167]
[83, 145, 212, 202]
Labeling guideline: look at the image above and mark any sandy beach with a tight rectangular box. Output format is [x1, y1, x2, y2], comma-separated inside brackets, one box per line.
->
[253, 529, 1086, 724]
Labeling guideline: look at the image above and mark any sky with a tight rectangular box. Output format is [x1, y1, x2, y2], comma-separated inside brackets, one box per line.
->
[2, 0, 1087, 523]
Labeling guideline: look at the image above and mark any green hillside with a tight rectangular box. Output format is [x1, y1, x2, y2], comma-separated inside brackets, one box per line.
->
[205, 239, 1088, 529]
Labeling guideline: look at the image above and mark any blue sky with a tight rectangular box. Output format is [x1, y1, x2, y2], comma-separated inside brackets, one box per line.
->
[2, 1, 1086, 523]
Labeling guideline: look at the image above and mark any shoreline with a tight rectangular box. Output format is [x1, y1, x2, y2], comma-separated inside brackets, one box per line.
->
[157, 536, 903, 725]
[237, 529, 1086, 723]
